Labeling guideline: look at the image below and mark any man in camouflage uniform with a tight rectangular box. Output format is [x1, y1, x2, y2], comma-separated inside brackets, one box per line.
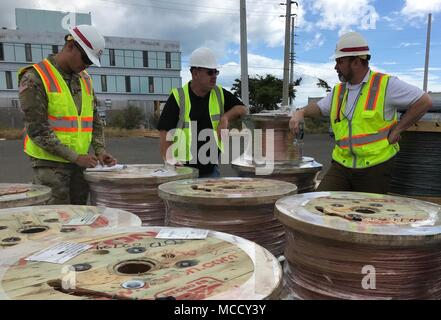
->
[18, 25, 116, 205]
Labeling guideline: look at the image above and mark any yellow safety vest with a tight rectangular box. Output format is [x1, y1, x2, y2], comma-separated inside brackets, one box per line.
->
[20, 59, 94, 163]
[171, 83, 225, 162]
[330, 71, 399, 169]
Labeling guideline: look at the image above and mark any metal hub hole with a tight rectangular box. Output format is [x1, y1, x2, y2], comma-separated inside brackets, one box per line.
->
[175, 260, 199, 268]
[331, 204, 344, 207]
[43, 218, 60, 223]
[60, 227, 77, 233]
[352, 207, 378, 214]
[19, 225, 49, 234]
[73, 263, 92, 272]
[121, 280, 145, 289]
[126, 247, 146, 254]
[369, 203, 383, 207]
[2, 237, 21, 243]
[114, 260, 156, 275]
[315, 206, 324, 213]
[0, 226, 7, 230]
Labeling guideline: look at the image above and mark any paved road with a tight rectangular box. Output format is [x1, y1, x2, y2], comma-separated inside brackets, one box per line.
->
[0, 134, 334, 183]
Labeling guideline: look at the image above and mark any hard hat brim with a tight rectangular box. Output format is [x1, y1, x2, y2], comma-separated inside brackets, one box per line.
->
[68, 26, 101, 67]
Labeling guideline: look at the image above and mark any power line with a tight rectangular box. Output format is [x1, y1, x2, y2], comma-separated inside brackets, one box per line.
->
[93, 0, 282, 17]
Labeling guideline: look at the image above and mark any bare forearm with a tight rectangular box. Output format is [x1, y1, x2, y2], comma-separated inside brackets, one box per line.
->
[395, 94, 432, 133]
[223, 105, 248, 120]
[298, 102, 323, 119]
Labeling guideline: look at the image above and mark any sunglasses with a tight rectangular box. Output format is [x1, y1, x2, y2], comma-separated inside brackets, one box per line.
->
[197, 68, 219, 76]
[74, 42, 93, 66]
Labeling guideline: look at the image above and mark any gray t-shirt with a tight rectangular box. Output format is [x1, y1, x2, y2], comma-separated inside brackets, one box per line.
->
[317, 69, 424, 121]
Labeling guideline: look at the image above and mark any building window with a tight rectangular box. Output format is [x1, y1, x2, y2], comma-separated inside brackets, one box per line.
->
[109, 49, 115, 66]
[148, 76, 154, 93]
[5, 71, 13, 89]
[165, 52, 171, 68]
[25, 43, 32, 62]
[125, 76, 131, 93]
[143, 51, 149, 68]
[0, 43, 4, 61]
[52, 45, 58, 54]
[101, 75, 107, 92]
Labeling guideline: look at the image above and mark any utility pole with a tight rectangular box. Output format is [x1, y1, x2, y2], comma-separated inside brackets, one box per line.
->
[240, 0, 249, 106]
[423, 13, 432, 92]
[289, 14, 296, 105]
[281, 0, 292, 106]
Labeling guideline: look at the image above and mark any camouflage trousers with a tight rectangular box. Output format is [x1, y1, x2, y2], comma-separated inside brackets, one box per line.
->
[32, 166, 89, 205]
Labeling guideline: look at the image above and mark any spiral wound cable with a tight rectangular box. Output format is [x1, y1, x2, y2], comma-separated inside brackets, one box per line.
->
[283, 231, 441, 300]
[165, 202, 286, 257]
[391, 131, 441, 196]
[89, 183, 165, 226]
[85, 165, 198, 226]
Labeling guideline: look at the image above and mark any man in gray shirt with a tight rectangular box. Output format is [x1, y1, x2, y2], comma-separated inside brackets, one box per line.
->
[289, 32, 432, 194]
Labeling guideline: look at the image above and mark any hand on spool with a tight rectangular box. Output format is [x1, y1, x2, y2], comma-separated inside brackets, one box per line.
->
[98, 152, 117, 166]
[289, 110, 305, 136]
[217, 115, 229, 141]
[75, 154, 98, 168]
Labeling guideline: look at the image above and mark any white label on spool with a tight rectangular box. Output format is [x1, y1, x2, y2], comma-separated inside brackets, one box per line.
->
[25, 242, 92, 264]
[156, 228, 208, 239]
[64, 213, 100, 226]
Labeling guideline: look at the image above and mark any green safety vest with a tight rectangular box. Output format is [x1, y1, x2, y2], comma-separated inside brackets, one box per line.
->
[330, 71, 399, 169]
[20, 59, 94, 163]
[171, 82, 225, 162]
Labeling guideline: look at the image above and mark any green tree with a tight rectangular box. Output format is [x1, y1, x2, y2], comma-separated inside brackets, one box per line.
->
[231, 74, 302, 113]
[317, 78, 332, 92]
[108, 105, 145, 129]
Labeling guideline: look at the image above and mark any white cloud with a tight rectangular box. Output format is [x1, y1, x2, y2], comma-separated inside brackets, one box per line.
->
[399, 42, 421, 48]
[306, 0, 379, 34]
[401, 0, 441, 17]
[383, 62, 398, 65]
[304, 33, 325, 51]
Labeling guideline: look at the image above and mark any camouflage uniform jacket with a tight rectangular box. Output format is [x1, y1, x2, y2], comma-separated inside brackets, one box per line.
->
[18, 55, 106, 167]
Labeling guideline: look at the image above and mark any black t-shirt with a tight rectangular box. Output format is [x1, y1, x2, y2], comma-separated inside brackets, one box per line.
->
[157, 83, 244, 175]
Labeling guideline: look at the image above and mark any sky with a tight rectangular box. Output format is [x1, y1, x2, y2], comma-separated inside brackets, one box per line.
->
[1, 0, 440, 107]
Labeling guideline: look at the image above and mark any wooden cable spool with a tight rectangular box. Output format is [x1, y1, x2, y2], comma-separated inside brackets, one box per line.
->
[390, 113, 441, 205]
[0, 183, 51, 209]
[232, 157, 322, 193]
[158, 177, 297, 257]
[237, 113, 322, 192]
[0, 205, 141, 249]
[0, 226, 282, 300]
[84, 165, 198, 226]
[245, 113, 301, 162]
[275, 191, 441, 300]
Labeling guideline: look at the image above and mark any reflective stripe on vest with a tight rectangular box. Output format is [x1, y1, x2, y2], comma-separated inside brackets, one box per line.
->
[364, 72, 386, 111]
[21, 59, 94, 163]
[336, 122, 396, 148]
[33, 60, 62, 93]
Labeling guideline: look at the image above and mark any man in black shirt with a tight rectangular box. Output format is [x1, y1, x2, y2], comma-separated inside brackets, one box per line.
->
[157, 47, 247, 177]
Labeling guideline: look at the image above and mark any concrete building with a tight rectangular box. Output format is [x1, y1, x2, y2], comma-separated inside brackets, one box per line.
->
[0, 8, 181, 128]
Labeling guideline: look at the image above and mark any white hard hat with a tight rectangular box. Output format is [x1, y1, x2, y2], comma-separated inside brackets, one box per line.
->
[334, 32, 370, 59]
[68, 25, 105, 67]
[189, 47, 219, 69]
